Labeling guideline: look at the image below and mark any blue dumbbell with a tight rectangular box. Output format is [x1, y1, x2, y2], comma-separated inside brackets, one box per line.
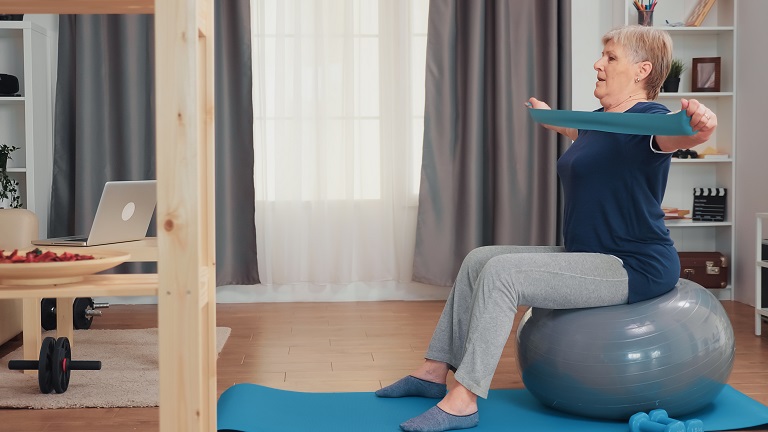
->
[649, 409, 704, 432]
[629, 412, 685, 432]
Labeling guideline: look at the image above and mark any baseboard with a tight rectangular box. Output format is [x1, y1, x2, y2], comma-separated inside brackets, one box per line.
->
[95, 280, 451, 305]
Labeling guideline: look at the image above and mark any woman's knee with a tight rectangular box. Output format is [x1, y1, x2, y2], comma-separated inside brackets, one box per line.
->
[480, 256, 521, 284]
[460, 247, 496, 276]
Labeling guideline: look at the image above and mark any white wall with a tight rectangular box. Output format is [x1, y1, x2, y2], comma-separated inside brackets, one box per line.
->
[571, 0, 623, 111]
[25, 15, 58, 124]
[572, 0, 768, 307]
[733, 0, 768, 306]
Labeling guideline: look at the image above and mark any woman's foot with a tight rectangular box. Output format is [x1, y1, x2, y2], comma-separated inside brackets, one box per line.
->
[375, 360, 450, 398]
[399, 406, 478, 432]
[399, 384, 479, 432]
[375, 376, 447, 398]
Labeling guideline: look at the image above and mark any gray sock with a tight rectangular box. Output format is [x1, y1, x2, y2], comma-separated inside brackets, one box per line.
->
[399, 406, 479, 432]
[375, 376, 447, 399]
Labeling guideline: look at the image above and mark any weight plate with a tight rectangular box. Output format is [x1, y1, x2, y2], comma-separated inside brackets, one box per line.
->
[40, 298, 57, 331]
[52, 337, 72, 394]
[73, 297, 95, 330]
[37, 337, 55, 394]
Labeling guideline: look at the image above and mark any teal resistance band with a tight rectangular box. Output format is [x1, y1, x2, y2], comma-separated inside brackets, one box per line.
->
[527, 108, 694, 136]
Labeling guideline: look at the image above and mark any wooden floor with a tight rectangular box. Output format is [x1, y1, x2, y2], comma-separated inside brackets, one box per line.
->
[0, 300, 767, 431]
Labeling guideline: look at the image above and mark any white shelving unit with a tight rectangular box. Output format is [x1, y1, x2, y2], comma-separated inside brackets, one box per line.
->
[756, 213, 768, 335]
[0, 21, 52, 239]
[624, 0, 737, 300]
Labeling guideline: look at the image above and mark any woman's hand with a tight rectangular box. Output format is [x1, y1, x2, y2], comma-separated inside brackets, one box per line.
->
[527, 97, 551, 110]
[526, 97, 578, 141]
[655, 98, 718, 152]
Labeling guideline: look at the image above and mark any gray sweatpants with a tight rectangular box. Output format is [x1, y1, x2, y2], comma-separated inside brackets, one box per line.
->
[425, 245, 629, 399]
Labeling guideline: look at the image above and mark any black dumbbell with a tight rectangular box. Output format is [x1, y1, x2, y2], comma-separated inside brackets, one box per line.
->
[41, 297, 109, 330]
[7, 337, 101, 394]
[672, 149, 698, 159]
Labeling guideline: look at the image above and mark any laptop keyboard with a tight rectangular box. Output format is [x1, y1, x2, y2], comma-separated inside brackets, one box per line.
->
[62, 236, 89, 242]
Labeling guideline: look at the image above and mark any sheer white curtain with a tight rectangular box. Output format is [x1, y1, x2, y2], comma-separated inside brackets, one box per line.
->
[251, 0, 432, 298]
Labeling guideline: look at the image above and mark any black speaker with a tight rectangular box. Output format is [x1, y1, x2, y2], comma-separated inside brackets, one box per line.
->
[0, 15, 23, 21]
[0, 74, 20, 96]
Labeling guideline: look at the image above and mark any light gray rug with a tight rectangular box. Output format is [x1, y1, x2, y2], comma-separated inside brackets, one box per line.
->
[0, 327, 231, 409]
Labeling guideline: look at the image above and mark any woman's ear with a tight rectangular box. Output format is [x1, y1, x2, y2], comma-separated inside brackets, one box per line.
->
[638, 61, 653, 81]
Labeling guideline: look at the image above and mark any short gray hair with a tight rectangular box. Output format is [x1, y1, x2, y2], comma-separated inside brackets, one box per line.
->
[602, 25, 673, 100]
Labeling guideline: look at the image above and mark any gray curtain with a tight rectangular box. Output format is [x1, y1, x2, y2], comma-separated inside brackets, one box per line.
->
[50, 1, 259, 286]
[214, 1, 259, 286]
[413, 0, 571, 286]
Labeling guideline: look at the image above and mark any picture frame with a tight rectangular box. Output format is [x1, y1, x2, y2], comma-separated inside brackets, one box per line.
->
[691, 57, 721, 92]
[686, 0, 717, 27]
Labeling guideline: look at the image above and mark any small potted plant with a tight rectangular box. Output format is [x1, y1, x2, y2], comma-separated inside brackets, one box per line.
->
[663, 59, 686, 93]
[0, 144, 22, 208]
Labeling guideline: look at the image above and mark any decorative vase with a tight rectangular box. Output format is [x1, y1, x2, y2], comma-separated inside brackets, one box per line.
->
[663, 77, 681, 93]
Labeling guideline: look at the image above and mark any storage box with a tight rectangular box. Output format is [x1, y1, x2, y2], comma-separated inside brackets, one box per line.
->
[678, 251, 728, 289]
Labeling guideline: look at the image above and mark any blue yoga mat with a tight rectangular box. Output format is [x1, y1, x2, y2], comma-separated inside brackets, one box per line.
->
[527, 108, 695, 136]
[217, 384, 768, 432]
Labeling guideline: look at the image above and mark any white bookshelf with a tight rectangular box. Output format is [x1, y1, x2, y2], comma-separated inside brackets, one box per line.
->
[0, 21, 52, 239]
[625, 0, 738, 300]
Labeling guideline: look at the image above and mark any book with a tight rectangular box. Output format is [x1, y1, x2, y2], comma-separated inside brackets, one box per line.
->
[686, 0, 717, 27]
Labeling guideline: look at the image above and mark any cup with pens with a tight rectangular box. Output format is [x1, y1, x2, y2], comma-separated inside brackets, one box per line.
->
[634, 0, 657, 26]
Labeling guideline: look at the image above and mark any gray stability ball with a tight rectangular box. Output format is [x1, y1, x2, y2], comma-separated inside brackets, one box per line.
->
[516, 278, 735, 420]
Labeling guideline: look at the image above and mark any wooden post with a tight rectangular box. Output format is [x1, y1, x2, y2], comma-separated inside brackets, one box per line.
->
[155, 0, 216, 430]
[0, 1, 217, 429]
[56, 297, 74, 346]
[21, 297, 41, 375]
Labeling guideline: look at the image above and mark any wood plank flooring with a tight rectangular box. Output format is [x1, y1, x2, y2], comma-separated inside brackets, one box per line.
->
[0, 300, 766, 431]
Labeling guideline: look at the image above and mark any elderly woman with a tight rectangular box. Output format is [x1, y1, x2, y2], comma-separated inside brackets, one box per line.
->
[376, 25, 718, 432]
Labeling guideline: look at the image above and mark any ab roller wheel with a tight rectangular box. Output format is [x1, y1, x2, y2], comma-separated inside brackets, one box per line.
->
[7, 336, 101, 394]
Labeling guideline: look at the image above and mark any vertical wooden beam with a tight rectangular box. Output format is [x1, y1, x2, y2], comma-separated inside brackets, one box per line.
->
[55, 298, 74, 347]
[197, 0, 216, 430]
[155, 0, 216, 430]
[21, 297, 41, 374]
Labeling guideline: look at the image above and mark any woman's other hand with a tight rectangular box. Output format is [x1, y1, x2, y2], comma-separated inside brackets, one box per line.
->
[682, 98, 717, 143]
[655, 98, 718, 152]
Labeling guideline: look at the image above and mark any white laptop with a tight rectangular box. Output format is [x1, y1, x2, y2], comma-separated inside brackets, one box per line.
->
[33, 180, 157, 247]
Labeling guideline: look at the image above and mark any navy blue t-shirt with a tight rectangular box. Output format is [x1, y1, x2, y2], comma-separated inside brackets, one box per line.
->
[557, 102, 680, 303]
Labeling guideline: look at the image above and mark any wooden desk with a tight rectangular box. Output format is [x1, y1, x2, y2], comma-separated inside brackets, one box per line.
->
[45, 237, 159, 262]
[0, 239, 158, 368]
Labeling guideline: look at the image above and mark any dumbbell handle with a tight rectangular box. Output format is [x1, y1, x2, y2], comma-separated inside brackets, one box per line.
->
[8, 360, 38, 370]
[68, 360, 102, 370]
[8, 360, 101, 371]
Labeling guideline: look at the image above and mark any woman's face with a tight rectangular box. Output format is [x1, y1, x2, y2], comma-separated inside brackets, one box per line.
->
[593, 40, 639, 106]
